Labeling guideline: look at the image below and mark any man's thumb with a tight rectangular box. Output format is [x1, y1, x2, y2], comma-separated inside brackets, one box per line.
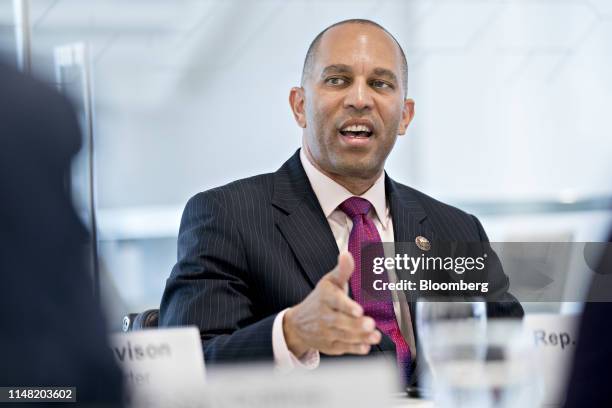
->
[328, 251, 355, 288]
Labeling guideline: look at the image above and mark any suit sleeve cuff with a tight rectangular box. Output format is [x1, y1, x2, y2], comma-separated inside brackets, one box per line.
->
[272, 308, 320, 373]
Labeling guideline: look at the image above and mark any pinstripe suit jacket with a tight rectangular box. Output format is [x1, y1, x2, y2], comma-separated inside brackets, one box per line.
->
[160, 149, 522, 372]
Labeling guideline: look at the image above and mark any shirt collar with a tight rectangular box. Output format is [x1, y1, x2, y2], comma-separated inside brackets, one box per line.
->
[299, 147, 389, 229]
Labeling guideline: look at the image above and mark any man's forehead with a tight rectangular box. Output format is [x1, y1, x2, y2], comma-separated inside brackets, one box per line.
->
[313, 23, 403, 74]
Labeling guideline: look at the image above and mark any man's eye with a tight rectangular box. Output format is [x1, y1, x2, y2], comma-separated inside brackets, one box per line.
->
[326, 77, 347, 86]
[372, 80, 392, 89]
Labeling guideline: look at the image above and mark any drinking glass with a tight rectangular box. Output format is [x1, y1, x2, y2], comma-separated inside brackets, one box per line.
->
[416, 299, 541, 407]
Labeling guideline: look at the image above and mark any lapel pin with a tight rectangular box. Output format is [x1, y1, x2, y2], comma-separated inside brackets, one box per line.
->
[415, 236, 431, 251]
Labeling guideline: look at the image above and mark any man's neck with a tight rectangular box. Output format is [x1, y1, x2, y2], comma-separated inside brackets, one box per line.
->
[325, 171, 380, 196]
[303, 146, 382, 196]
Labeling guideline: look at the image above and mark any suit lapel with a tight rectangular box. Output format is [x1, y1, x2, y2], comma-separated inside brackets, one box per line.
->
[386, 175, 434, 346]
[272, 150, 339, 288]
[386, 175, 430, 245]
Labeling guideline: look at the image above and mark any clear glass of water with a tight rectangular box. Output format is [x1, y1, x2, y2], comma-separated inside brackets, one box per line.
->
[416, 299, 541, 408]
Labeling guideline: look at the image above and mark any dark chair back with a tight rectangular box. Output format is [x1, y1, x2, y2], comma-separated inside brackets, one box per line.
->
[122, 309, 159, 332]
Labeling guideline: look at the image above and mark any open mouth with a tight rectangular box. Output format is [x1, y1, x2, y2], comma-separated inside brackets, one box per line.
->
[339, 124, 373, 139]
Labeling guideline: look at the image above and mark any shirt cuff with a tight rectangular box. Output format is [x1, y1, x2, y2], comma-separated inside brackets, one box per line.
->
[272, 308, 320, 373]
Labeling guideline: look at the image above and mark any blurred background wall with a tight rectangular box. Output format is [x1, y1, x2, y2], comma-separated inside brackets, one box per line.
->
[1, 0, 610, 327]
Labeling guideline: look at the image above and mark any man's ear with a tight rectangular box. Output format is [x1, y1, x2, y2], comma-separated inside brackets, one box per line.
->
[289, 87, 307, 128]
[397, 98, 415, 135]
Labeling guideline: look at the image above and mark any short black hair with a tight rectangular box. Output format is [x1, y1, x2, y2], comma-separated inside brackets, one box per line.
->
[300, 19, 408, 95]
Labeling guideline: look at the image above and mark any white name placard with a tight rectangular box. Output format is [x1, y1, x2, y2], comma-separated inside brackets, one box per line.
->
[202, 358, 399, 408]
[524, 313, 579, 405]
[110, 327, 206, 407]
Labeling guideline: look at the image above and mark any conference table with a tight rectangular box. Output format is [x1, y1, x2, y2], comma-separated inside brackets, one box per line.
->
[114, 315, 574, 408]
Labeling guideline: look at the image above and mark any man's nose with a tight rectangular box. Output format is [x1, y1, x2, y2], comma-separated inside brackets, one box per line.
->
[343, 79, 373, 112]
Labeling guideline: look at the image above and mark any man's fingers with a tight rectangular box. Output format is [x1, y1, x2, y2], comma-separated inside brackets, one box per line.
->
[329, 326, 382, 345]
[315, 251, 379, 357]
[325, 288, 363, 317]
[325, 341, 371, 356]
[323, 311, 377, 337]
[336, 251, 354, 284]
[326, 251, 355, 289]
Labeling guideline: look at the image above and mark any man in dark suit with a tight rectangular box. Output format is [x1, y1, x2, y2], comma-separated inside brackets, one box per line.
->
[0, 62, 123, 405]
[160, 19, 522, 381]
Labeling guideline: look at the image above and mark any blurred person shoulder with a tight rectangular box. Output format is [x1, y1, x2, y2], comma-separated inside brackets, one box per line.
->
[0, 61, 124, 406]
[0, 61, 82, 163]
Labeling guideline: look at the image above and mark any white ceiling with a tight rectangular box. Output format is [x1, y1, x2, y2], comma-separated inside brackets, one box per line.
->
[1, 0, 610, 209]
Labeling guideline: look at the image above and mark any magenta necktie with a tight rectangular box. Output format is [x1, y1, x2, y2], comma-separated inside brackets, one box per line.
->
[339, 196, 411, 380]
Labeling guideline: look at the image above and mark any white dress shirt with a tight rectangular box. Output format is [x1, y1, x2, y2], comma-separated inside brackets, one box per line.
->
[272, 148, 415, 372]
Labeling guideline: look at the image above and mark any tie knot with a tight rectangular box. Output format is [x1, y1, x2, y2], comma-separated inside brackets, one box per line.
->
[339, 197, 372, 219]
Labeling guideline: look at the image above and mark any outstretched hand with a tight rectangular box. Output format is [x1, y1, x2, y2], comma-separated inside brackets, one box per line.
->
[283, 252, 381, 357]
